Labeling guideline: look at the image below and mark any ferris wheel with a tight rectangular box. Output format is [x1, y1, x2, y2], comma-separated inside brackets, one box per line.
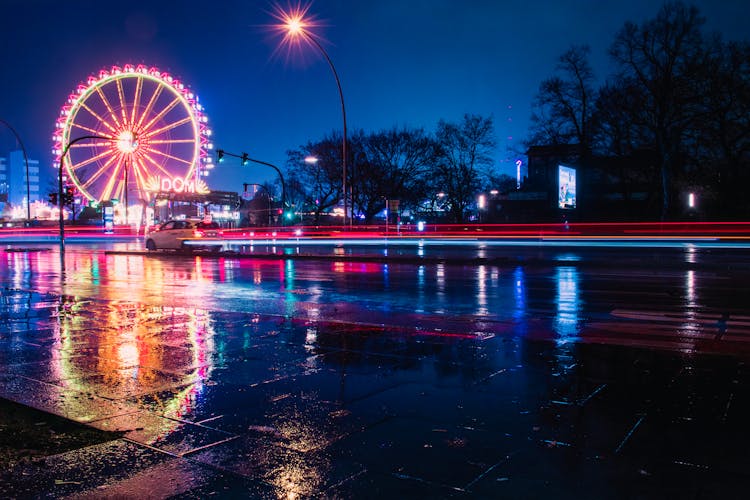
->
[53, 64, 213, 204]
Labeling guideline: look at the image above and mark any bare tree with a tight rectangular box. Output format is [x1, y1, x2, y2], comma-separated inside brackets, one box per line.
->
[529, 45, 597, 156]
[434, 114, 496, 222]
[609, 1, 706, 219]
[358, 127, 435, 223]
[286, 132, 344, 224]
[691, 38, 750, 215]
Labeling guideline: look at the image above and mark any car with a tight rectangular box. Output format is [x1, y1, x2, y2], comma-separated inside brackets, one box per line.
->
[194, 221, 222, 237]
[145, 220, 224, 252]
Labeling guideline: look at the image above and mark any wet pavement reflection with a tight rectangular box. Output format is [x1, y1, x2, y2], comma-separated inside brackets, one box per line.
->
[1, 244, 750, 497]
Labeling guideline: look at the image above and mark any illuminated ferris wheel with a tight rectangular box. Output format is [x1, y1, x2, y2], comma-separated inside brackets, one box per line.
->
[53, 64, 213, 204]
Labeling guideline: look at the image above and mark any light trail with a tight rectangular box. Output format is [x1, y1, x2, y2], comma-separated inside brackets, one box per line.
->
[3, 222, 750, 249]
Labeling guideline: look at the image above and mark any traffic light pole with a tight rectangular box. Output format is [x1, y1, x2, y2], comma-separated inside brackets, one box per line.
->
[216, 149, 286, 225]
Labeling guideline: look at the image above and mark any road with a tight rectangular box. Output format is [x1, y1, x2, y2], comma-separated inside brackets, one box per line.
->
[5, 239, 750, 355]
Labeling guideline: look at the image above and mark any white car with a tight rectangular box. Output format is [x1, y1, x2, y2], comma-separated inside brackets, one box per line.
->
[145, 220, 223, 252]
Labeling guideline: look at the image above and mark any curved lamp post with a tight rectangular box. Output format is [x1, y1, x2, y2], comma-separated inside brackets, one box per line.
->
[58, 134, 126, 254]
[0, 118, 31, 221]
[281, 12, 348, 227]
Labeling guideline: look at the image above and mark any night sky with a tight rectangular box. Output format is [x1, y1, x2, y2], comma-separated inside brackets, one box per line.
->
[1, 0, 748, 191]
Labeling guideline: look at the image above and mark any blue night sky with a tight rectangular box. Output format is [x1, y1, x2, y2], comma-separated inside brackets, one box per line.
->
[1, 0, 748, 192]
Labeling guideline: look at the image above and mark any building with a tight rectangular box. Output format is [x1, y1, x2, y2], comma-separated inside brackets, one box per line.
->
[0, 150, 41, 211]
[484, 145, 659, 223]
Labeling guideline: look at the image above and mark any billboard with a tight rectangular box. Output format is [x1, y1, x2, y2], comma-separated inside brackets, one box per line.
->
[558, 165, 576, 209]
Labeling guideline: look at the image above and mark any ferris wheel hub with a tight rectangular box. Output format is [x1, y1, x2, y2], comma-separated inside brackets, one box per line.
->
[117, 130, 138, 154]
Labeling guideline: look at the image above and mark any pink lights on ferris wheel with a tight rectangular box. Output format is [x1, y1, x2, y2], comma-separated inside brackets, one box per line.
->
[53, 64, 212, 204]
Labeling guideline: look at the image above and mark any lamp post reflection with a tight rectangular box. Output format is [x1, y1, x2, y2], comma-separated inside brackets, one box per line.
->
[554, 266, 581, 344]
[476, 265, 488, 316]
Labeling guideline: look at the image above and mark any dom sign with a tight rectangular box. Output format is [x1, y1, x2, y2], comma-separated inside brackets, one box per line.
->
[146, 175, 210, 195]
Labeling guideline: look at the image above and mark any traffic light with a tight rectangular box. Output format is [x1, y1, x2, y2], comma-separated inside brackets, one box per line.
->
[241, 153, 249, 166]
[63, 186, 75, 205]
[216, 149, 224, 163]
[48, 192, 58, 205]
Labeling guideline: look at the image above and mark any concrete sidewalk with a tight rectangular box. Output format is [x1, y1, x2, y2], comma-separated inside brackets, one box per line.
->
[1, 286, 749, 498]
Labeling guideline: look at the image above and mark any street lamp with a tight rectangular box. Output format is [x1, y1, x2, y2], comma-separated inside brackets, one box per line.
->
[0, 118, 31, 221]
[276, 7, 348, 227]
[477, 194, 486, 223]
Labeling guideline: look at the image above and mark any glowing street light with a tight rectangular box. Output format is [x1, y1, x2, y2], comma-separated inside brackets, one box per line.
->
[272, 4, 348, 226]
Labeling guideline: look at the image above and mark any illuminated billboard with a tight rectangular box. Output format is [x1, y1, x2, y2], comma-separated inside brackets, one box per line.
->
[558, 165, 576, 209]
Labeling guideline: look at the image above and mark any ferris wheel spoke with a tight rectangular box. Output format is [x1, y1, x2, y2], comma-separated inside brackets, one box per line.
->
[79, 101, 119, 135]
[142, 145, 194, 166]
[113, 156, 131, 201]
[82, 157, 121, 195]
[142, 116, 193, 139]
[116, 78, 129, 127]
[136, 84, 164, 130]
[75, 152, 120, 192]
[148, 138, 199, 145]
[69, 141, 113, 149]
[131, 157, 152, 199]
[69, 123, 116, 140]
[100, 155, 126, 201]
[130, 77, 143, 126]
[67, 147, 117, 172]
[94, 88, 122, 130]
[141, 96, 181, 134]
[70, 122, 103, 136]
[139, 151, 183, 179]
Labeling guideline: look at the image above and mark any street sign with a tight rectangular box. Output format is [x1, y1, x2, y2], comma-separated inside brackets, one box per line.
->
[103, 205, 114, 234]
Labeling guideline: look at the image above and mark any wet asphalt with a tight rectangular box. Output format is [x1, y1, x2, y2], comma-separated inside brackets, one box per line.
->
[1, 241, 749, 498]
